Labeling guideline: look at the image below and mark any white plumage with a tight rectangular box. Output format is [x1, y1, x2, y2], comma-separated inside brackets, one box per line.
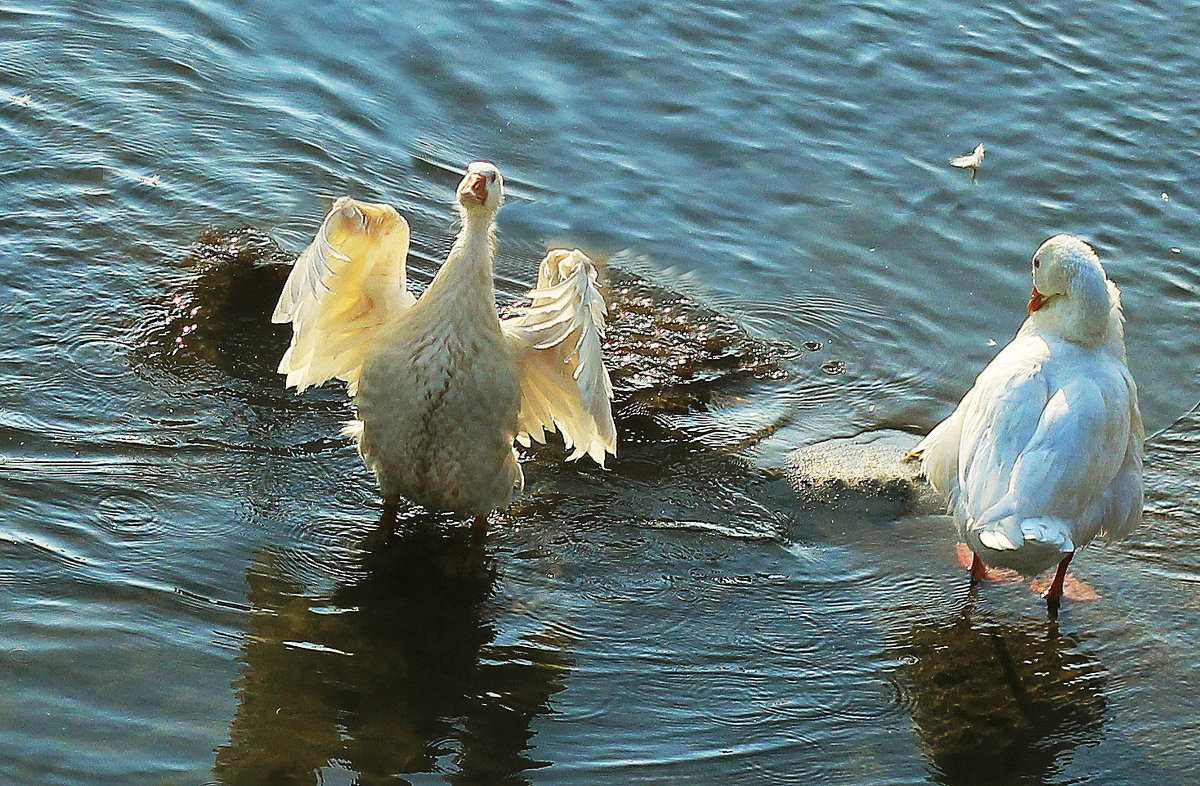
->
[272, 197, 413, 396]
[916, 234, 1143, 603]
[272, 162, 616, 523]
[506, 248, 615, 465]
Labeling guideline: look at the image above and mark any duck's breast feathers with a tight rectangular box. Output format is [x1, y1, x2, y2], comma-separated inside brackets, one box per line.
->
[273, 197, 414, 393]
[502, 249, 616, 466]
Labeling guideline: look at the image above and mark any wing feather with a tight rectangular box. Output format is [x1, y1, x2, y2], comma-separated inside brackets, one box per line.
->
[502, 249, 616, 465]
[956, 337, 1137, 550]
[1096, 369, 1144, 541]
[957, 343, 1050, 522]
[915, 397, 969, 505]
[272, 197, 413, 395]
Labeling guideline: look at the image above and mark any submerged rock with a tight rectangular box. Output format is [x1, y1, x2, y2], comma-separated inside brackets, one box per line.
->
[600, 266, 788, 415]
[134, 227, 292, 384]
[138, 228, 789, 420]
[785, 429, 942, 517]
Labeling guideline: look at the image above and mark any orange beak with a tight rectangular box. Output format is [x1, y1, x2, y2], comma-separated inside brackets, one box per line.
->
[1027, 287, 1047, 314]
[460, 173, 488, 205]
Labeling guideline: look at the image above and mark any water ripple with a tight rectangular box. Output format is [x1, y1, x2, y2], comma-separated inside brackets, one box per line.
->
[5, 0, 1200, 783]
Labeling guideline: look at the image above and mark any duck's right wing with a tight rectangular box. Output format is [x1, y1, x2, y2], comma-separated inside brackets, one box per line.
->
[951, 341, 1051, 528]
[272, 197, 414, 395]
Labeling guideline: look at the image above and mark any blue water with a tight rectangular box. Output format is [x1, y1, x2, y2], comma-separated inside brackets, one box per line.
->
[2, 0, 1200, 783]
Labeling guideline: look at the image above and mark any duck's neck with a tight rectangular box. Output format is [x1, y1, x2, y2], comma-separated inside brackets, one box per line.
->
[424, 209, 497, 312]
[1030, 266, 1121, 349]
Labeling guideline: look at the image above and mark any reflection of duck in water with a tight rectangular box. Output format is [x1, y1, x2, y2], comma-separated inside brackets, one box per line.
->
[892, 606, 1106, 785]
[214, 525, 571, 785]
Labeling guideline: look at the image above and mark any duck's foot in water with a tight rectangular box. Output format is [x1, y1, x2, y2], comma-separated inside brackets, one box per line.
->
[957, 543, 1022, 583]
[358, 494, 402, 551]
[1032, 554, 1096, 618]
[1032, 571, 1100, 604]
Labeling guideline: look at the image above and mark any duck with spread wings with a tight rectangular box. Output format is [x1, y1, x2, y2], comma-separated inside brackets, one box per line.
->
[272, 162, 616, 533]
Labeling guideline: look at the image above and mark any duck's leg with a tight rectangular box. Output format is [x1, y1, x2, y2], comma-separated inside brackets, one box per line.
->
[1044, 552, 1074, 618]
[957, 543, 1023, 583]
[969, 551, 988, 583]
[380, 494, 400, 539]
[472, 515, 488, 538]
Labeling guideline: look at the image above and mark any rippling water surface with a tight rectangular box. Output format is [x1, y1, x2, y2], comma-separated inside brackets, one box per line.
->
[2, 0, 1200, 783]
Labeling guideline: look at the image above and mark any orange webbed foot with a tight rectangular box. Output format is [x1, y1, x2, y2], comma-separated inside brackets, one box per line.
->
[1031, 574, 1100, 602]
[956, 543, 1022, 582]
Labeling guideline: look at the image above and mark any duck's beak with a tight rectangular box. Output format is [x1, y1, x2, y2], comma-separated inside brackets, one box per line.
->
[1027, 287, 1048, 314]
[460, 173, 488, 205]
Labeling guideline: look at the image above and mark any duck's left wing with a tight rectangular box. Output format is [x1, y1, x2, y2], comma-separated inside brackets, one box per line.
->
[502, 249, 616, 465]
[1096, 369, 1144, 541]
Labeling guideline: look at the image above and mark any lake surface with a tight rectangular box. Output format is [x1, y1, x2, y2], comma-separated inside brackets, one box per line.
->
[2, 0, 1200, 783]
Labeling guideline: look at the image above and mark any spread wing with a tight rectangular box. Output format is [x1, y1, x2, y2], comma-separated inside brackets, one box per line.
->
[272, 197, 414, 395]
[502, 249, 616, 465]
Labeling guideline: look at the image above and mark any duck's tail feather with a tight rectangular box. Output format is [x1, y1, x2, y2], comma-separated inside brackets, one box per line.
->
[971, 515, 1075, 553]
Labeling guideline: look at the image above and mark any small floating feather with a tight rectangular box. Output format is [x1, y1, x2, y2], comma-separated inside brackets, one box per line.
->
[950, 143, 985, 169]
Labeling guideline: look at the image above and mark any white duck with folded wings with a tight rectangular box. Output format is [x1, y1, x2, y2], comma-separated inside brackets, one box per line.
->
[915, 234, 1143, 611]
[272, 162, 616, 529]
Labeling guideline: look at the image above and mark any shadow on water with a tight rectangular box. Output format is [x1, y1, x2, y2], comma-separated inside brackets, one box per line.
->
[891, 602, 1107, 786]
[214, 521, 571, 786]
[133, 227, 294, 389]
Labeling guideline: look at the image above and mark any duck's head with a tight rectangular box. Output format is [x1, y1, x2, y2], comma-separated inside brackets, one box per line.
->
[1026, 234, 1124, 348]
[1027, 234, 1105, 314]
[456, 161, 504, 215]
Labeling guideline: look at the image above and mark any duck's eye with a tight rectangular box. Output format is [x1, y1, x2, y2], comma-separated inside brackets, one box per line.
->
[483, 171, 496, 182]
